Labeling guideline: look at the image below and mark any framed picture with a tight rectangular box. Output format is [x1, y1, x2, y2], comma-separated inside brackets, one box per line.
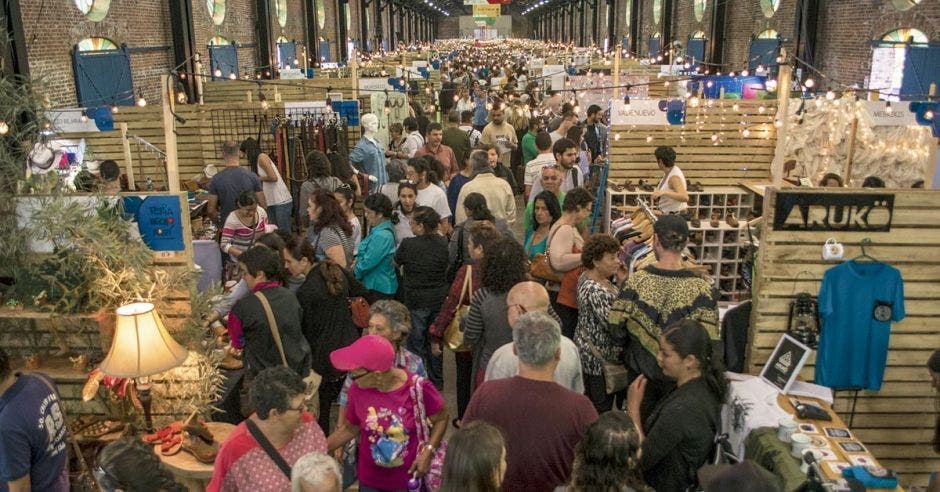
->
[760, 333, 812, 394]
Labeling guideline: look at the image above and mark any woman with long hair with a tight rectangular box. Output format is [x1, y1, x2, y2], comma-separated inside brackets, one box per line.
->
[306, 189, 354, 269]
[283, 235, 369, 433]
[440, 421, 507, 492]
[220, 190, 270, 282]
[393, 181, 419, 247]
[430, 221, 502, 425]
[547, 187, 595, 339]
[395, 206, 450, 389]
[333, 185, 361, 256]
[463, 237, 529, 391]
[524, 190, 562, 260]
[300, 151, 344, 227]
[627, 319, 728, 492]
[567, 411, 648, 492]
[449, 192, 511, 268]
[241, 137, 292, 232]
[355, 194, 399, 299]
[406, 157, 453, 234]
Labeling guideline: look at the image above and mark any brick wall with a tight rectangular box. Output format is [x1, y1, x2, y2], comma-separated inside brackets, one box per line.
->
[20, 0, 173, 107]
[722, 0, 796, 71]
[815, 0, 940, 88]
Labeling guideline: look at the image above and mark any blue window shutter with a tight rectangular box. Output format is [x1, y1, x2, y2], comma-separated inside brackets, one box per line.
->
[900, 46, 940, 101]
[72, 45, 134, 108]
[687, 39, 706, 64]
[748, 38, 781, 71]
[277, 41, 297, 68]
[209, 44, 239, 80]
[649, 37, 661, 58]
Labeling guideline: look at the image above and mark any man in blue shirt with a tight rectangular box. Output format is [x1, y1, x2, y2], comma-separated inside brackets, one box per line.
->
[0, 348, 69, 491]
[472, 86, 489, 132]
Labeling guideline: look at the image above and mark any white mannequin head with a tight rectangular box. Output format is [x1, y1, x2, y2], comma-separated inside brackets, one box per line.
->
[361, 113, 379, 136]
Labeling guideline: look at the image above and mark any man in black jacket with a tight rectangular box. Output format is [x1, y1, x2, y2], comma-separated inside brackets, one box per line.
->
[228, 246, 312, 379]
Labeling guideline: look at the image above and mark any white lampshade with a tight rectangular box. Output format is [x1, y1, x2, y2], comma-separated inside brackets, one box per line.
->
[99, 302, 189, 378]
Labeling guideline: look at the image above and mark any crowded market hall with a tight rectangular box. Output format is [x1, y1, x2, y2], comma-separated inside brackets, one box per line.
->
[1, 0, 940, 490]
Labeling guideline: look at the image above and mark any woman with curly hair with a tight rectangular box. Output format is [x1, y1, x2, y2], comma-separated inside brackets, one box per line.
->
[462, 236, 529, 391]
[306, 189, 354, 268]
[95, 437, 186, 491]
[566, 411, 649, 492]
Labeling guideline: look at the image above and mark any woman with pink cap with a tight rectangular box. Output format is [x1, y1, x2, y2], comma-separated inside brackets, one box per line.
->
[326, 335, 448, 492]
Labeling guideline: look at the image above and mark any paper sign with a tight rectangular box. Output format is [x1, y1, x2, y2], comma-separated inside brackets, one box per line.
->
[473, 4, 501, 16]
[463, 0, 489, 5]
[359, 78, 394, 92]
[610, 99, 669, 125]
[862, 101, 918, 127]
[48, 109, 101, 133]
[543, 65, 567, 91]
[279, 68, 306, 80]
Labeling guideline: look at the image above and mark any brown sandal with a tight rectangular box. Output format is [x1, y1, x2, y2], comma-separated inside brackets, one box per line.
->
[184, 419, 214, 444]
[181, 432, 219, 464]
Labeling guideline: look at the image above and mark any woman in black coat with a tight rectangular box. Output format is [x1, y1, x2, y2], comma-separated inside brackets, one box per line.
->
[284, 235, 370, 433]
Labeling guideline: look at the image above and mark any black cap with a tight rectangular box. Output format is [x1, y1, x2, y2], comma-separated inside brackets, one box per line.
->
[653, 214, 689, 239]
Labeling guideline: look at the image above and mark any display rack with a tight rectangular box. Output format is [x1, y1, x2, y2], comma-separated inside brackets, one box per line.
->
[604, 186, 756, 231]
[605, 186, 756, 302]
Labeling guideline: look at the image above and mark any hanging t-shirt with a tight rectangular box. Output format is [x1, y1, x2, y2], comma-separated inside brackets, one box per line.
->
[345, 374, 444, 491]
[816, 260, 905, 391]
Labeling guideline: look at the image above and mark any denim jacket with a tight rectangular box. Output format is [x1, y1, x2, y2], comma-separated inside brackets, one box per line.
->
[354, 220, 398, 295]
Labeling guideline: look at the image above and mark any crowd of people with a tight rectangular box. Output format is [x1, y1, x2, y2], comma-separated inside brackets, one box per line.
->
[1, 43, 802, 492]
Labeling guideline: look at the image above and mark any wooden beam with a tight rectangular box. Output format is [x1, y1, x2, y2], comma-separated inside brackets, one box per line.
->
[770, 48, 791, 186]
[161, 74, 181, 192]
[120, 123, 136, 191]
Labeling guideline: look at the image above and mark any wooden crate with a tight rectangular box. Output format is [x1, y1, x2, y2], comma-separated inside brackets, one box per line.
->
[608, 100, 776, 187]
[747, 188, 940, 487]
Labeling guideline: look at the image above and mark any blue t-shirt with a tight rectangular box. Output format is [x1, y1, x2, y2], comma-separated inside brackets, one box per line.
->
[207, 167, 262, 224]
[0, 374, 69, 491]
[816, 261, 905, 391]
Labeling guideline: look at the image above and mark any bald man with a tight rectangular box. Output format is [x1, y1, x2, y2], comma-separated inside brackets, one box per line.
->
[484, 282, 585, 392]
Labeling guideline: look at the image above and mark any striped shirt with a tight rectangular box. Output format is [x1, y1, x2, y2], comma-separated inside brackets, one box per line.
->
[220, 206, 268, 259]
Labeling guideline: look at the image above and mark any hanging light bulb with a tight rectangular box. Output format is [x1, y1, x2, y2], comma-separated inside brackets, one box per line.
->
[804, 78, 815, 89]
[111, 104, 120, 114]
[623, 94, 631, 108]
[742, 128, 751, 137]
[136, 89, 147, 107]
[815, 97, 824, 108]
[228, 72, 237, 80]
[926, 109, 936, 121]
[214, 68, 223, 78]
[689, 96, 701, 108]
[825, 90, 836, 101]
[732, 103, 740, 112]
[80, 114, 89, 123]
[0, 121, 8, 135]
[885, 101, 893, 114]
[758, 105, 766, 114]
[765, 79, 778, 91]
[756, 65, 766, 74]
[711, 133, 719, 142]
[614, 133, 621, 141]
[646, 135, 654, 143]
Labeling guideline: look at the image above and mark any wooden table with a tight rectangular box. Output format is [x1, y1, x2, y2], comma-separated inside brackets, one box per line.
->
[156, 422, 235, 492]
[775, 393, 903, 491]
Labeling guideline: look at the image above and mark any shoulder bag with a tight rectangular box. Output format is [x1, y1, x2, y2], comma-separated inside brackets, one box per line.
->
[530, 226, 565, 283]
[586, 341, 629, 394]
[254, 291, 323, 408]
[409, 375, 448, 492]
[443, 265, 473, 352]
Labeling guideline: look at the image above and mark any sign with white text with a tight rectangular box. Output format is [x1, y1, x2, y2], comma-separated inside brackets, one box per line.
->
[862, 101, 918, 127]
[610, 99, 669, 125]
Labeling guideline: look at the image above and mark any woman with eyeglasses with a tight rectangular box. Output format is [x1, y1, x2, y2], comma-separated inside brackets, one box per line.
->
[327, 335, 448, 492]
[283, 235, 369, 434]
[524, 190, 562, 260]
[333, 185, 361, 256]
[395, 206, 450, 390]
[393, 181, 419, 247]
[332, 301, 429, 488]
[355, 194, 399, 300]
[307, 189, 354, 269]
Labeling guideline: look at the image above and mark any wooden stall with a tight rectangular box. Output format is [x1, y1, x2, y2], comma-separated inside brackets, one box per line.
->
[608, 100, 777, 187]
[747, 188, 940, 487]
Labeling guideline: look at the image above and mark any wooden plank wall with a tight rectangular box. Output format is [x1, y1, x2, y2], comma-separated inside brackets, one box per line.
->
[747, 188, 940, 487]
[608, 100, 776, 187]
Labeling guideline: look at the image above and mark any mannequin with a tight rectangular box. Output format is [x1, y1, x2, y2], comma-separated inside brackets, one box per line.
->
[349, 113, 388, 192]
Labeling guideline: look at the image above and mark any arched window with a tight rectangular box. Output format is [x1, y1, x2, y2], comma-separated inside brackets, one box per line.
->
[652, 0, 662, 25]
[882, 28, 929, 45]
[74, 0, 111, 21]
[206, 0, 225, 25]
[76, 37, 118, 51]
[890, 0, 922, 11]
[275, 0, 288, 28]
[694, 0, 706, 22]
[760, 0, 780, 18]
[758, 29, 779, 39]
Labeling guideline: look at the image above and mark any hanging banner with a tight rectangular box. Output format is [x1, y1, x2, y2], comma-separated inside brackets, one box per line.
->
[862, 101, 918, 127]
[610, 99, 670, 126]
[473, 4, 501, 16]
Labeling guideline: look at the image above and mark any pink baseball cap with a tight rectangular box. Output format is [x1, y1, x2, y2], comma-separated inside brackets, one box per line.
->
[330, 335, 395, 372]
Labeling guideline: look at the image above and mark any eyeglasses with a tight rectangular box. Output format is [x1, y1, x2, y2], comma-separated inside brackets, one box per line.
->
[283, 404, 306, 413]
[338, 182, 352, 190]
[351, 370, 372, 381]
[508, 304, 529, 314]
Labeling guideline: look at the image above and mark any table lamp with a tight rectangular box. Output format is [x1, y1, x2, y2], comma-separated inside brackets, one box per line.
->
[99, 302, 189, 432]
